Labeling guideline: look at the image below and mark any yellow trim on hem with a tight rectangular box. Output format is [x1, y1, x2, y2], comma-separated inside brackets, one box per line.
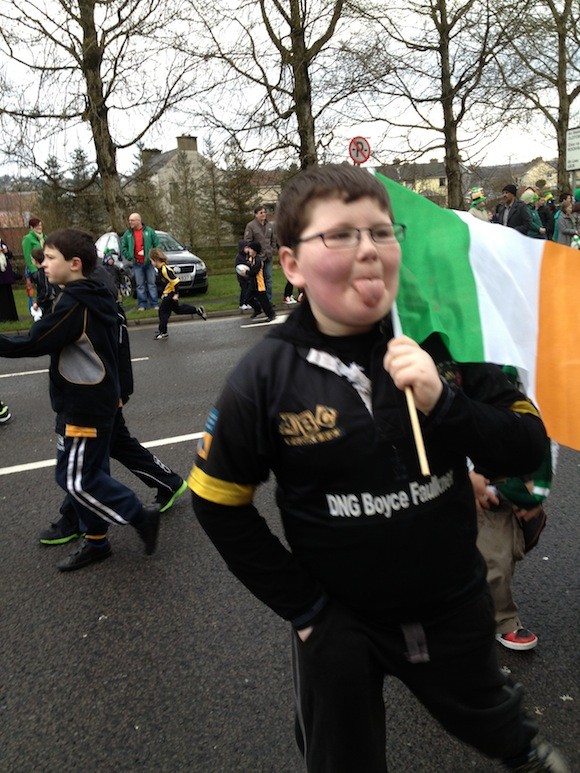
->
[188, 465, 255, 506]
[65, 425, 98, 438]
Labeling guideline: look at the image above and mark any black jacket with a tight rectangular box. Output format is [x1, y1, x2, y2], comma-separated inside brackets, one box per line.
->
[32, 267, 58, 313]
[492, 199, 532, 234]
[0, 278, 120, 431]
[191, 301, 546, 628]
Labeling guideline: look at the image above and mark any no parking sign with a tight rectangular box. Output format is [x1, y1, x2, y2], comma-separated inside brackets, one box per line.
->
[349, 136, 371, 165]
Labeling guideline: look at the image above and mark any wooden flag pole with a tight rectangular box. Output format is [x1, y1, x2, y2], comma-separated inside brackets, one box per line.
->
[404, 386, 431, 476]
[392, 302, 431, 477]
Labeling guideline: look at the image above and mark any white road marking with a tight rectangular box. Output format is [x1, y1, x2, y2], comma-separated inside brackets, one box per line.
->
[0, 368, 49, 379]
[0, 357, 149, 379]
[0, 431, 203, 476]
[240, 314, 287, 329]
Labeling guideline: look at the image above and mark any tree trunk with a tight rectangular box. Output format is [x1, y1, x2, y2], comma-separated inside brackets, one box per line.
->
[78, 0, 126, 232]
[555, 7, 571, 192]
[438, 1, 464, 209]
[290, 0, 318, 169]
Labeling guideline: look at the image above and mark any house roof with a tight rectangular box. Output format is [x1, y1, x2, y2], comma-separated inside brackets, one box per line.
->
[377, 161, 448, 181]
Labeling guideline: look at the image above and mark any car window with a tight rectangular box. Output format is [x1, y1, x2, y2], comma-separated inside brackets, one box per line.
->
[96, 233, 120, 258]
[157, 233, 184, 252]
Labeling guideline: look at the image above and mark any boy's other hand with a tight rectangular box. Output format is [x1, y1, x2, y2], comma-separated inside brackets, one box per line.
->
[469, 471, 500, 512]
[384, 336, 443, 414]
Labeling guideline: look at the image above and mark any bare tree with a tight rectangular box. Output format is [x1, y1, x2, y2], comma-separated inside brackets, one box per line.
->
[493, 0, 580, 191]
[0, 0, 202, 230]
[183, 0, 384, 169]
[347, 0, 525, 208]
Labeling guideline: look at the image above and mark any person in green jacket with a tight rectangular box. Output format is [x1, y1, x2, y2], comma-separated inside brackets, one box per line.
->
[520, 189, 547, 239]
[121, 212, 160, 310]
[21, 217, 46, 308]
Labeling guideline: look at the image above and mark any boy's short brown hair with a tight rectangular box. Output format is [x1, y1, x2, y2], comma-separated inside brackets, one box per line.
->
[31, 247, 45, 265]
[276, 164, 394, 249]
[44, 229, 97, 277]
[149, 248, 167, 263]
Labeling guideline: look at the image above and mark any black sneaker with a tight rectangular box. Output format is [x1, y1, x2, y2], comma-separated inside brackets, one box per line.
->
[39, 523, 83, 545]
[134, 505, 161, 555]
[58, 539, 112, 572]
[154, 332, 169, 340]
[0, 402, 11, 424]
[250, 311, 262, 319]
[156, 480, 188, 513]
[196, 306, 207, 320]
[508, 740, 570, 772]
[266, 313, 277, 322]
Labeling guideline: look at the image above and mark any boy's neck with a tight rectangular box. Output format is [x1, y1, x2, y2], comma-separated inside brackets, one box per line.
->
[63, 274, 88, 285]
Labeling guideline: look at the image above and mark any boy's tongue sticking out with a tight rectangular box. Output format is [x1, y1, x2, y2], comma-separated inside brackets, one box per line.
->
[353, 277, 385, 307]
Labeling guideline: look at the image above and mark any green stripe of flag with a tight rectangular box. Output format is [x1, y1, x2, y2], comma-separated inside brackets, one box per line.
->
[377, 172, 485, 361]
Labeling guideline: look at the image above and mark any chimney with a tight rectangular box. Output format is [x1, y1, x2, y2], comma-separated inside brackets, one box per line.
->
[142, 148, 162, 166]
[177, 135, 198, 152]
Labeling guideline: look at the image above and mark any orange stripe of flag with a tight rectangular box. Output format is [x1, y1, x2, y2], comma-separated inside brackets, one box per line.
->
[536, 241, 580, 450]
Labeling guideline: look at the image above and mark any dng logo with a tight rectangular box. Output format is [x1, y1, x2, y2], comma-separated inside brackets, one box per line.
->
[279, 405, 340, 446]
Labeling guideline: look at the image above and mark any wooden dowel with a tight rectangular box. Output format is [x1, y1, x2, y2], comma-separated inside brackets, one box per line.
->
[404, 386, 431, 476]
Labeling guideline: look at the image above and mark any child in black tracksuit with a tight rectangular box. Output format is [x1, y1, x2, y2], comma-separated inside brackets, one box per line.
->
[234, 239, 252, 310]
[37, 263, 187, 547]
[0, 229, 160, 572]
[102, 253, 123, 298]
[246, 240, 276, 321]
[189, 164, 568, 773]
[149, 248, 206, 339]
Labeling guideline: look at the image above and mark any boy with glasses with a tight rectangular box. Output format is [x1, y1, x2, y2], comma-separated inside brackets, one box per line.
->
[189, 164, 567, 772]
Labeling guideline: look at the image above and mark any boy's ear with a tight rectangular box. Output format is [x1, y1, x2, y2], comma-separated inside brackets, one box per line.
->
[71, 256, 83, 273]
[279, 246, 305, 289]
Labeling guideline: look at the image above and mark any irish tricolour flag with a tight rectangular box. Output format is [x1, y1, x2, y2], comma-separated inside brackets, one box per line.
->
[376, 172, 580, 451]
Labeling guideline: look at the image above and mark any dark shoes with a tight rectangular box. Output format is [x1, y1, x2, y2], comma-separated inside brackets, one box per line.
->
[156, 480, 188, 513]
[196, 306, 207, 320]
[39, 523, 83, 545]
[135, 505, 161, 555]
[58, 539, 112, 572]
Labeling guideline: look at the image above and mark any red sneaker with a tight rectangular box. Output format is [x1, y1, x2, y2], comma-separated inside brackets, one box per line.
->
[496, 627, 538, 651]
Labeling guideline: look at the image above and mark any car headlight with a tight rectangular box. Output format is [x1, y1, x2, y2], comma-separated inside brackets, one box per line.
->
[196, 260, 206, 272]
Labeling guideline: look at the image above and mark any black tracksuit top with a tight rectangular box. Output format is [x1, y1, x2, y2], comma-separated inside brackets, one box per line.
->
[0, 278, 120, 432]
[190, 301, 547, 629]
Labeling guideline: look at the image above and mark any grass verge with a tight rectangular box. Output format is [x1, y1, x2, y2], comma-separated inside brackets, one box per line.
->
[0, 267, 291, 333]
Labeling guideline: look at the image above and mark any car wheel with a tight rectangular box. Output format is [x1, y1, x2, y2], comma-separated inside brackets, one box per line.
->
[119, 272, 134, 298]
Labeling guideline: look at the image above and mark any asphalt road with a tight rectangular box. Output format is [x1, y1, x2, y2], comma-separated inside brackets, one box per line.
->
[1, 314, 578, 772]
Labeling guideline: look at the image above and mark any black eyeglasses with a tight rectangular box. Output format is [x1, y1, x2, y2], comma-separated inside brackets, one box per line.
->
[293, 224, 406, 249]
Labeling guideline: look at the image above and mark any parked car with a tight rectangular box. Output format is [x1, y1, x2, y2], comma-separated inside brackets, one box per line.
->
[95, 230, 209, 296]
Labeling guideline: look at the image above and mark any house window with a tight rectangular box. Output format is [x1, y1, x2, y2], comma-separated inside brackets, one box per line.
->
[439, 178, 446, 187]
[170, 182, 179, 205]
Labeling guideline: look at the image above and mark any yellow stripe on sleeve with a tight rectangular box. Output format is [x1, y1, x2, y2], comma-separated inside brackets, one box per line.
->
[187, 465, 255, 506]
[510, 400, 540, 419]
